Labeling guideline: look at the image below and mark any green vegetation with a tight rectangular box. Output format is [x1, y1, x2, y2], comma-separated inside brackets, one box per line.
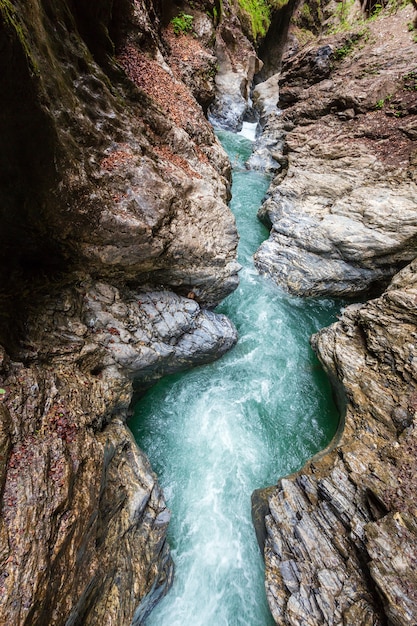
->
[367, 2, 383, 20]
[301, 3, 311, 19]
[375, 93, 393, 107]
[374, 94, 402, 113]
[207, 5, 220, 24]
[334, 39, 356, 59]
[237, 0, 290, 40]
[407, 17, 417, 41]
[333, 29, 369, 60]
[171, 12, 194, 35]
[237, 0, 270, 38]
[0, 389, 5, 395]
[404, 70, 417, 90]
[333, 0, 356, 30]
[323, 0, 416, 36]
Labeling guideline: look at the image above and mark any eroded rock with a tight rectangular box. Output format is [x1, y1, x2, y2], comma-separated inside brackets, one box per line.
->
[0, 0, 240, 623]
[208, 12, 263, 130]
[259, 258, 417, 625]
[0, 281, 237, 625]
[253, 7, 417, 298]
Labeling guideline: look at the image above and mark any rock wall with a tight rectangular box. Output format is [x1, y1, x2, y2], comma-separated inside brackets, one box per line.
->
[253, 3, 417, 298]
[259, 259, 417, 625]
[0, 0, 244, 623]
[254, 3, 417, 624]
[0, 283, 236, 625]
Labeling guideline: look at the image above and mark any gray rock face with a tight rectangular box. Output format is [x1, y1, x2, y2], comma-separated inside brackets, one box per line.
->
[253, 5, 417, 625]
[253, 7, 417, 298]
[23, 281, 237, 390]
[246, 76, 286, 173]
[0, 281, 237, 625]
[0, 0, 240, 623]
[0, 350, 173, 626]
[0, 0, 239, 312]
[208, 14, 263, 130]
[258, 258, 417, 626]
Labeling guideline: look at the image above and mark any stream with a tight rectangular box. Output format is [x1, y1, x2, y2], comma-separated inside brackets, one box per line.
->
[130, 125, 340, 625]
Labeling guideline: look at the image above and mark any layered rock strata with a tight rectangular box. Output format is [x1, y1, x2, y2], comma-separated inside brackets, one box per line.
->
[254, 6, 417, 297]
[0, 0, 242, 623]
[208, 10, 263, 131]
[0, 283, 236, 625]
[254, 4, 417, 624]
[259, 259, 417, 625]
[0, 0, 239, 314]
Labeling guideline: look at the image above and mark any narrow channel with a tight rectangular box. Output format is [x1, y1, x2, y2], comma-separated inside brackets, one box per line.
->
[130, 126, 340, 625]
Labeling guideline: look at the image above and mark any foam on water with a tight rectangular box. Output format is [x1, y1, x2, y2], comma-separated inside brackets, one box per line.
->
[131, 130, 340, 625]
[238, 121, 258, 142]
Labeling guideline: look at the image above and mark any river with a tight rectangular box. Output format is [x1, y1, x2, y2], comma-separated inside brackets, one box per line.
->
[130, 124, 340, 625]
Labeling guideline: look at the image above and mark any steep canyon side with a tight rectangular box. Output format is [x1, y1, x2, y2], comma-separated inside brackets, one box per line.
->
[0, 0, 263, 623]
[254, 2, 417, 298]
[254, 2, 417, 624]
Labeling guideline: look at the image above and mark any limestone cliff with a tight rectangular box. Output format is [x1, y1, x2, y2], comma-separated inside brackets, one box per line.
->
[0, 0, 247, 623]
[253, 2, 417, 624]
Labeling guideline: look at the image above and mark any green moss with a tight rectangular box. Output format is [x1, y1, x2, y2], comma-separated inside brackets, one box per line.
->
[301, 3, 311, 18]
[0, 0, 38, 74]
[237, 0, 290, 40]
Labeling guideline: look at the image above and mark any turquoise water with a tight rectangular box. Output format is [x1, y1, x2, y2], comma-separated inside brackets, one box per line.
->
[130, 129, 340, 625]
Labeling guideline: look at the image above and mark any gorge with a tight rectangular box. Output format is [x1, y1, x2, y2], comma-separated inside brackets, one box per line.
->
[0, 0, 417, 625]
[131, 126, 339, 624]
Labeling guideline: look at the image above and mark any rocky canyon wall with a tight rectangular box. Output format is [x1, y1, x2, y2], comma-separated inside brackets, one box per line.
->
[3, 0, 417, 623]
[254, 1, 417, 624]
[0, 0, 260, 623]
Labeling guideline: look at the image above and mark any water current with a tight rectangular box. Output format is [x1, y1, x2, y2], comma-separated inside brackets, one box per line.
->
[130, 124, 341, 625]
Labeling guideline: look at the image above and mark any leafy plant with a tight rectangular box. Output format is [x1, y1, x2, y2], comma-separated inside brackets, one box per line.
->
[171, 12, 194, 36]
[403, 70, 417, 90]
[207, 6, 220, 24]
[334, 30, 367, 60]
[334, 41, 354, 59]
[237, 0, 290, 40]
[0, 388, 6, 395]
[368, 2, 383, 19]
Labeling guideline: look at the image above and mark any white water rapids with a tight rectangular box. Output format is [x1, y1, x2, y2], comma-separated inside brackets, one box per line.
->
[131, 127, 340, 625]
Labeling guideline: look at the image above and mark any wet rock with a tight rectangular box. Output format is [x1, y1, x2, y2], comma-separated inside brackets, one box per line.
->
[258, 258, 417, 625]
[0, 0, 239, 312]
[0, 280, 237, 625]
[253, 7, 417, 298]
[23, 281, 238, 390]
[208, 15, 263, 130]
[0, 0, 240, 623]
[246, 76, 287, 173]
